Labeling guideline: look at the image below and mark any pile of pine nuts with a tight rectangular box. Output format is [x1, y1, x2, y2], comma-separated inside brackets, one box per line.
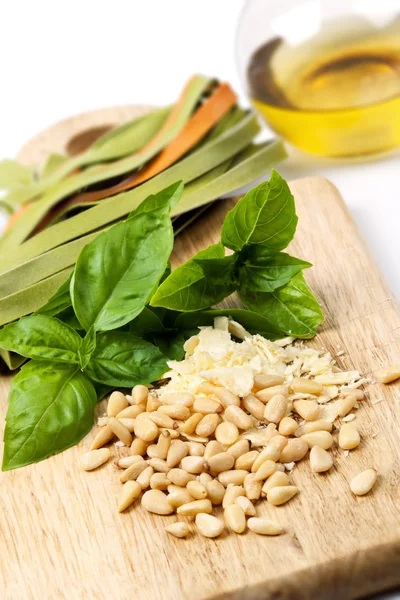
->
[82, 333, 397, 539]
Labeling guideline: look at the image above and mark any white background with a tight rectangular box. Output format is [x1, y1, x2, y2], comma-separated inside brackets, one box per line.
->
[0, 2, 398, 596]
[0, 0, 398, 299]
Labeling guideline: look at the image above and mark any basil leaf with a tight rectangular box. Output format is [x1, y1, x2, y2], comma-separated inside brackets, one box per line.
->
[93, 382, 113, 401]
[239, 273, 323, 338]
[71, 181, 183, 332]
[84, 331, 168, 387]
[151, 243, 234, 312]
[151, 332, 186, 361]
[221, 170, 297, 252]
[194, 253, 238, 282]
[79, 327, 97, 369]
[174, 308, 284, 340]
[239, 246, 311, 292]
[56, 307, 83, 331]
[2, 361, 97, 471]
[129, 306, 167, 337]
[0, 315, 81, 363]
[0, 349, 26, 371]
[35, 274, 72, 317]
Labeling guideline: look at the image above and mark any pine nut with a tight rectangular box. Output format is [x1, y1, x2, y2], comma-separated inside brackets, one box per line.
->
[215, 422, 239, 446]
[339, 423, 360, 450]
[117, 455, 144, 469]
[235, 450, 258, 471]
[148, 411, 176, 429]
[212, 387, 241, 407]
[268, 435, 288, 453]
[278, 417, 298, 436]
[119, 459, 147, 483]
[253, 374, 284, 391]
[224, 504, 246, 534]
[132, 384, 148, 405]
[160, 428, 180, 439]
[165, 522, 189, 538]
[222, 485, 245, 508]
[154, 431, 171, 459]
[166, 440, 189, 468]
[136, 466, 154, 489]
[206, 452, 235, 475]
[82, 448, 111, 471]
[350, 469, 377, 496]
[242, 394, 265, 420]
[248, 518, 283, 535]
[187, 480, 207, 499]
[193, 397, 222, 414]
[180, 413, 203, 435]
[199, 472, 213, 486]
[167, 488, 194, 508]
[264, 394, 288, 424]
[117, 405, 145, 419]
[254, 460, 277, 481]
[235, 495, 256, 516]
[181, 456, 206, 474]
[146, 444, 160, 459]
[337, 393, 359, 418]
[167, 468, 196, 487]
[256, 385, 288, 403]
[181, 432, 209, 443]
[295, 420, 333, 436]
[261, 471, 290, 494]
[188, 442, 205, 456]
[196, 414, 220, 437]
[251, 445, 280, 472]
[108, 417, 132, 446]
[226, 439, 250, 459]
[204, 440, 225, 460]
[279, 438, 309, 463]
[141, 489, 173, 515]
[205, 479, 226, 505]
[291, 377, 323, 395]
[177, 499, 212, 516]
[90, 425, 114, 450]
[301, 431, 334, 450]
[224, 405, 253, 430]
[158, 405, 190, 420]
[275, 463, 286, 472]
[244, 473, 262, 501]
[218, 470, 248, 486]
[309, 446, 333, 473]
[147, 458, 170, 473]
[293, 400, 320, 421]
[161, 392, 195, 407]
[195, 513, 224, 538]
[197, 381, 216, 395]
[376, 365, 400, 384]
[131, 437, 149, 456]
[118, 418, 136, 432]
[118, 480, 141, 512]
[107, 391, 130, 417]
[146, 397, 162, 412]
[134, 414, 159, 442]
[267, 485, 299, 506]
[150, 472, 170, 490]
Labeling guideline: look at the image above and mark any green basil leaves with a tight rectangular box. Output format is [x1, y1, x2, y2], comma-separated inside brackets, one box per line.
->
[221, 170, 298, 252]
[2, 361, 97, 471]
[72, 182, 182, 332]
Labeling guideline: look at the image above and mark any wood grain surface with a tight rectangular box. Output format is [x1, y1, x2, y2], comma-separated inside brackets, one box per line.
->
[1, 109, 400, 600]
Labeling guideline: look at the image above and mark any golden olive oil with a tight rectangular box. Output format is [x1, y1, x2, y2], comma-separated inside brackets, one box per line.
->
[247, 15, 400, 156]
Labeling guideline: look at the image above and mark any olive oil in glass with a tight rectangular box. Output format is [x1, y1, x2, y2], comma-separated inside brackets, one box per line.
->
[246, 15, 400, 156]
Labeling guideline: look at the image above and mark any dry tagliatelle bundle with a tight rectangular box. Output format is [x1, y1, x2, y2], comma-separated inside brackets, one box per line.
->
[83, 317, 378, 539]
[0, 74, 287, 350]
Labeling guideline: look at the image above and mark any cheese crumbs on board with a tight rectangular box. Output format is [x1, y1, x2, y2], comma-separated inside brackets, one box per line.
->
[83, 317, 378, 539]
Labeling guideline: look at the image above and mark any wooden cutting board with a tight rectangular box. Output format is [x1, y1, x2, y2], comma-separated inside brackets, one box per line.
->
[1, 108, 400, 600]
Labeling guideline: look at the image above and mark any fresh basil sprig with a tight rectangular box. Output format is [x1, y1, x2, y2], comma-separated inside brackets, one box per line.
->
[151, 170, 323, 338]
